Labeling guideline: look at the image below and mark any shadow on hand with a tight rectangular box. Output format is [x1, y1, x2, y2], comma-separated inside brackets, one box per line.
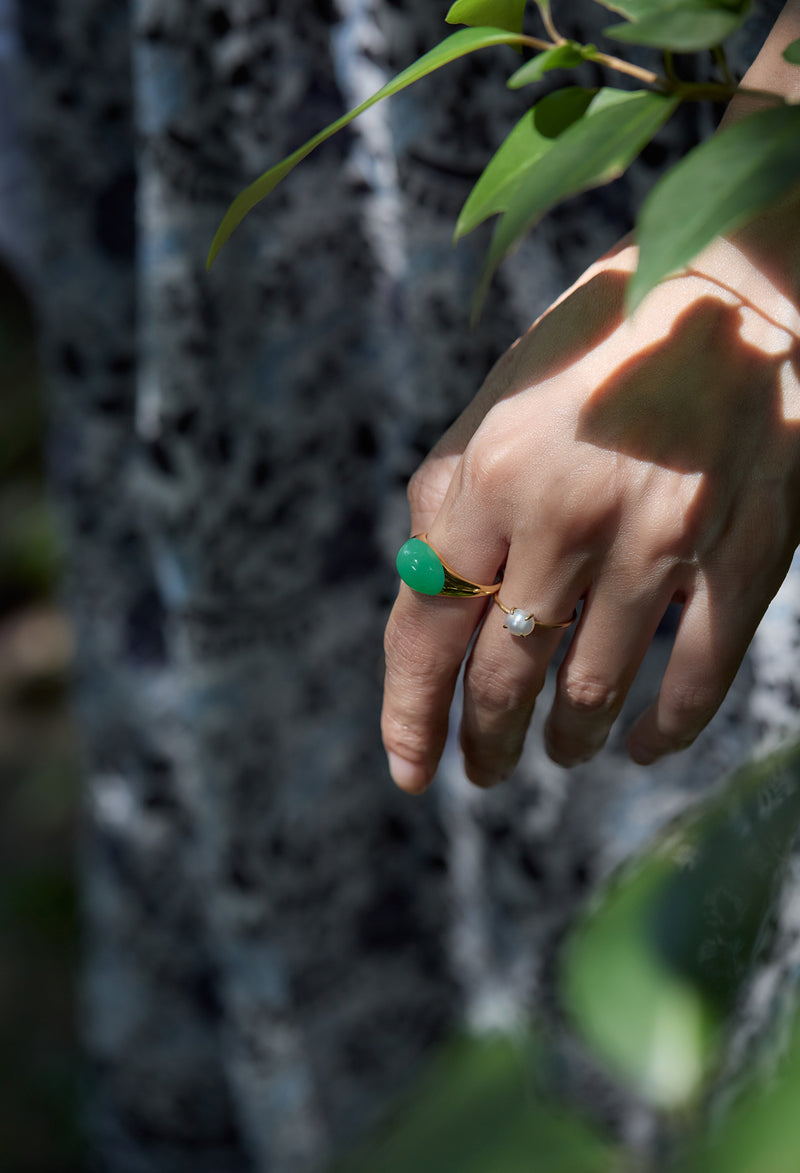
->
[507, 267, 630, 392]
[571, 285, 800, 686]
[576, 293, 800, 475]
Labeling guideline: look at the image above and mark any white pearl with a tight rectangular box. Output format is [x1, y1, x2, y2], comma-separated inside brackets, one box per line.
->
[505, 608, 535, 637]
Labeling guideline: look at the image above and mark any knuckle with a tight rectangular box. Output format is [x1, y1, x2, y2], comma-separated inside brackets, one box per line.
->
[662, 678, 725, 733]
[459, 434, 516, 498]
[384, 607, 424, 661]
[380, 707, 434, 768]
[648, 520, 698, 564]
[469, 669, 520, 716]
[406, 466, 439, 516]
[468, 660, 542, 717]
[561, 671, 619, 716]
[639, 499, 704, 565]
[383, 611, 417, 666]
[384, 615, 450, 689]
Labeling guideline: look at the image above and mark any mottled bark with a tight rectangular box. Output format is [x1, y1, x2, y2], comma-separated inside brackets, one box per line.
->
[12, 0, 800, 1168]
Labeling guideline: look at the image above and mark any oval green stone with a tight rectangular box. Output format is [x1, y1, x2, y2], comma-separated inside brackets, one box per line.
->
[396, 538, 445, 596]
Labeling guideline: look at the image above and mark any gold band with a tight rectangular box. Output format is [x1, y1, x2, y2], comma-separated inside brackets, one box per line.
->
[396, 534, 577, 627]
[416, 534, 502, 599]
[494, 594, 577, 637]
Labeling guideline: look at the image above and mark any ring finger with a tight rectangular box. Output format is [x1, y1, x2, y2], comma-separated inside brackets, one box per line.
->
[460, 542, 587, 787]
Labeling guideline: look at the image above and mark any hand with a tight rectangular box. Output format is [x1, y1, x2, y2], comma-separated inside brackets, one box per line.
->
[382, 238, 800, 792]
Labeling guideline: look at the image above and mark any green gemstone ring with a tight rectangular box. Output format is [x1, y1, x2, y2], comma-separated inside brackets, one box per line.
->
[396, 534, 502, 599]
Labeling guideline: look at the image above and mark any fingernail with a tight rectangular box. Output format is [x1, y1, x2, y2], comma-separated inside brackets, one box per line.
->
[464, 765, 498, 788]
[628, 741, 658, 766]
[387, 753, 429, 793]
[463, 757, 512, 789]
[544, 730, 592, 768]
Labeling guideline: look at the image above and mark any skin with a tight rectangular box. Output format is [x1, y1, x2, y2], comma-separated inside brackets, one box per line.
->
[381, 2, 800, 792]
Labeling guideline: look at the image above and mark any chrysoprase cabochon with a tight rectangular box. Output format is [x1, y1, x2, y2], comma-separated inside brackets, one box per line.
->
[396, 537, 445, 596]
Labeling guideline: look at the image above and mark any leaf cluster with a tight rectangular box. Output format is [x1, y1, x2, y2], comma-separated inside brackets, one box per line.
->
[207, 0, 800, 319]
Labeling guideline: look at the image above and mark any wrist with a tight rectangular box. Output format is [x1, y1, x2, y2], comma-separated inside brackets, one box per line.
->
[713, 3, 800, 305]
[602, 236, 800, 340]
[728, 182, 800, 310]
[722, 0, 800, 128]
[691, 211, 800, 333]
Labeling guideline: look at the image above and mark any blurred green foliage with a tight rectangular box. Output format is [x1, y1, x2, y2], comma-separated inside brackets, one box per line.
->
[0, 264, 61, 617]
[0, 490, 61, 615]
[683, 1003, 800, 1173]
[337, 742, 800, 1172]
[335, 1033, 626, 1173]
[564, 741, 800, 1110]
[0, 260, 83, 1171]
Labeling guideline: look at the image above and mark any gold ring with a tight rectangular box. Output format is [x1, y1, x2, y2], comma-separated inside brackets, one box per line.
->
[494, 595, 577, 637]
[396, 534, 502, 599]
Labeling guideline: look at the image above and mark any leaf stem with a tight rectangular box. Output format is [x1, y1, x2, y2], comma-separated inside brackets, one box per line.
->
[712, 44, 735, 87]
[516, 35, 662, 83]
[518, 34, 558, 53]
[587, 48, 662, 87]
[540, 5, 563, 45]
[514, 34, 788, 107]
[671, 82, 788, 104]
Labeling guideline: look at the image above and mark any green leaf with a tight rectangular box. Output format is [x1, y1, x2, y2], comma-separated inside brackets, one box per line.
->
[472, 87, 678, 319]
[563, 740, 800, 1108]
[456, 88, 595, 238]
[629, 103, 800, 312]
[783, 36, 800, 65]
[594, 0, 749, 19]
[335, 1032, 623, 1173]
[563, 859, 715, 1107]
[683, 1004, 800, 1173]
[531, 84, 598, 137]
[507, 42, 589, 87]
[207, 27, 529, 268]
[605, 5, 749, 51]
[446, 0, 527, 34]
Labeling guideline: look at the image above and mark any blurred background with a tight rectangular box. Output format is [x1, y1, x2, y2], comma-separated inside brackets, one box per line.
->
[3, 1, 800, 1171]
[4, 223, 800, 1171]
[0, 260, 83, 1170]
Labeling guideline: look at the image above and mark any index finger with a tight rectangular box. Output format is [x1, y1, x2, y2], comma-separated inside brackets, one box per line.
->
[382, 494, 508, 793]
[382, 587, 487, 793]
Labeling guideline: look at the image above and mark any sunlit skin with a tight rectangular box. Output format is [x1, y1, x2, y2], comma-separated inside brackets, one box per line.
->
[381, 1, 800, 791]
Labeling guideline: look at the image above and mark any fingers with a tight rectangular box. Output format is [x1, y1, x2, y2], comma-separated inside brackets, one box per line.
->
[384, 420, 522, 792]
[625, 584, 762, 766]
[382, 590, 487, 793]
[460, 543, 679, 781]
[381, 450, 492, 795]
[460, 610, 568, 788]
[460, 547, 584, 787]
[382, 524, 507, 794]
[385, 532, 765, 787]
[544, 577, 678, 767]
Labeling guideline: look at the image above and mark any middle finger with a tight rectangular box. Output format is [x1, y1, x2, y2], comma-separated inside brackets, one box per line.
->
[461, 539, 588, 786]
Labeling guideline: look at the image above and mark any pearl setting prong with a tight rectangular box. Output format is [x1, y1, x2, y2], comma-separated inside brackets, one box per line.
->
[503, 608, 536, 638]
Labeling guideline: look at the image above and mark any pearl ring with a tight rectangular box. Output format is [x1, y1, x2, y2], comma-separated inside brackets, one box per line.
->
[395, 534, 577, 635]
[493, 595, 577, 638]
